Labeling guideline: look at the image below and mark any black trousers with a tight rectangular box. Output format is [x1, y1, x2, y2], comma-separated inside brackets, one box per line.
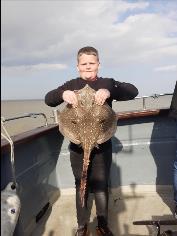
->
[70, 147, 112, 226]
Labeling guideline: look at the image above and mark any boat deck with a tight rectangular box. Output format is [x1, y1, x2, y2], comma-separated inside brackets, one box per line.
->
[1, 94, 176, 236]
[32, 187, 177, 236]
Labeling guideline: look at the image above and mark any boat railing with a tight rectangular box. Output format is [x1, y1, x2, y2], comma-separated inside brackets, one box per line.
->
[51, 93, 173, 124]
[135, 93, 173, 110]
[1, 113, 49, 177]
[1, 112, 48, 127]
[112, 92, 173, 110]
[50, 109, 59, 124]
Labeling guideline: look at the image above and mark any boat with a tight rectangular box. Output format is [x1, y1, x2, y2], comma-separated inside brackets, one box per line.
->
[1, 91, 177, 236]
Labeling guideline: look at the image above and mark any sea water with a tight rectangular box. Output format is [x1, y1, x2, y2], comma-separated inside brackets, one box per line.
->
[1, 95, 172, 136]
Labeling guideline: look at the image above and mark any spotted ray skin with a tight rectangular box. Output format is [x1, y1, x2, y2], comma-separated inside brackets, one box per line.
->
[58, 85, 117, 207]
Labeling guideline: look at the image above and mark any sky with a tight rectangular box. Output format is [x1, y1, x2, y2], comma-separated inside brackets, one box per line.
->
[1, 0, 177, 100]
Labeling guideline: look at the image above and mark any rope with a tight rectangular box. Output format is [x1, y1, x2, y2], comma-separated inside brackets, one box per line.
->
[1, 117, 17, 189]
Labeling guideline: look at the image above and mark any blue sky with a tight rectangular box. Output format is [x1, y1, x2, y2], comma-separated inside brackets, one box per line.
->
[1, 0, 177, 100]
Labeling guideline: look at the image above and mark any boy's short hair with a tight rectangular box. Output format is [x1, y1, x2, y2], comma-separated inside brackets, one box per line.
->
[77, 46, 99, 62]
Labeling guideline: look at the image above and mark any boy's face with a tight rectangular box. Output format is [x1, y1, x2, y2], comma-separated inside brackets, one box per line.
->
[77, 54, 100, 81]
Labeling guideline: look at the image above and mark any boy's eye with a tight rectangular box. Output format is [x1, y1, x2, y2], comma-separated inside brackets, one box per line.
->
[81, 63, 95, 66]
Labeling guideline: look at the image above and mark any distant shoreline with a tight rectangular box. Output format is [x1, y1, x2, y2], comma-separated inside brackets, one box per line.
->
[1, 92, 173, 102]
[1, 99, 44, 102]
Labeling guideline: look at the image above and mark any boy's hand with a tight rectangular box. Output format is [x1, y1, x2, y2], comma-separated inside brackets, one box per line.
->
[62, 90, 78, 108]
[95, 89, 110, 105]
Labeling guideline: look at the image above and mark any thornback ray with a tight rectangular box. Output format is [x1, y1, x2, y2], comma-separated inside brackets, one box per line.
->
[58, 84, 117, 207]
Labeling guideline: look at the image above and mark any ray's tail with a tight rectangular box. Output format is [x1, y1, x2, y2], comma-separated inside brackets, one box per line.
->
[80, 149, 91, 207]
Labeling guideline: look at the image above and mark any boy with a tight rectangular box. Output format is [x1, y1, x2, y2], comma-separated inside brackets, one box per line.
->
[45, 46, 138, 236]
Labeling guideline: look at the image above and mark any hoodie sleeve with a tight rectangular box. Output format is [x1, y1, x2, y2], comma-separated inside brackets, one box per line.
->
[45, 81, 71, 107]
[111, 79, 138, 101]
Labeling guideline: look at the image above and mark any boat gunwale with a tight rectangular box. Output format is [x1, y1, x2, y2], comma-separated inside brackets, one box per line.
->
[1, 124, 58, 152]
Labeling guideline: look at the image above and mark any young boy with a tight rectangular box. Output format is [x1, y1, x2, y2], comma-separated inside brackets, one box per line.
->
[45, 46, 138, 236]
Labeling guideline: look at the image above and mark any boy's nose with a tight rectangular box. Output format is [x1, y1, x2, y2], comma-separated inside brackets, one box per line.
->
[86, 64, 91, 69]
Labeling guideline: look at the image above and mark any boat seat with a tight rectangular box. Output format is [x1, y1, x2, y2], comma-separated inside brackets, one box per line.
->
[133, 220, 177, 236]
